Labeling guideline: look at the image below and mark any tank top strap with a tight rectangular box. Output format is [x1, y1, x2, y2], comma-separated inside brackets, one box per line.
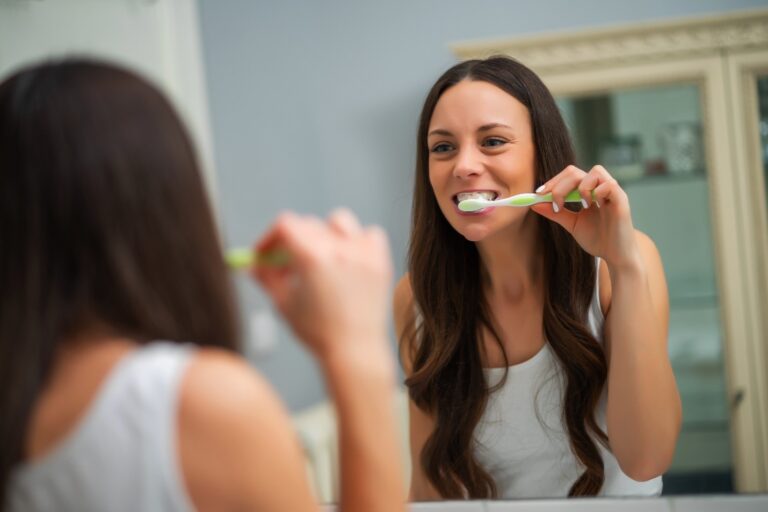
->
[8, 342, 196, 512]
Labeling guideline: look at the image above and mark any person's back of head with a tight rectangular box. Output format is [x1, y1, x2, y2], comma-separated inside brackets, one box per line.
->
[0, 59, 240, 506]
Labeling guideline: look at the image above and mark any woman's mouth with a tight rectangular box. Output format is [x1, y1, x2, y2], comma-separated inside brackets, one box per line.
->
[452, 191, 498, 216]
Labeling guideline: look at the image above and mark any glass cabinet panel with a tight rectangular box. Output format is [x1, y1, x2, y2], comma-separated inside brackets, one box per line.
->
[557, 84, 733, 494]
[757, 75, 768, 212]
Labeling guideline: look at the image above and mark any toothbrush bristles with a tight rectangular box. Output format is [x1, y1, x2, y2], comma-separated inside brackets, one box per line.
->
[458, 199, 489, 212]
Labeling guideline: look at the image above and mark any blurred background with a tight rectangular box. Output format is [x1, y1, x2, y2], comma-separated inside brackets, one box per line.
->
[2, 0, 767, 501]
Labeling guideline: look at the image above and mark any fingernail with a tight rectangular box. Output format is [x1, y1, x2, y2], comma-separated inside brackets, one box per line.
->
[595, 200, 601, 209]
[552, 202, 559, 213]
[581, 198, 589, 209]
[536, 185, 546, 193]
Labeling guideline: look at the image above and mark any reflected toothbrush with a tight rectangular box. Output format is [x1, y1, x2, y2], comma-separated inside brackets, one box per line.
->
[458, 190, 596, 212]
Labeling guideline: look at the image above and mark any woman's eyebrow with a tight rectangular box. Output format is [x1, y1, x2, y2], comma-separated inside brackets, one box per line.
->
[428, 128, 453, 137]
[428, 123, 514, 137]
[478, 123, 513, 132]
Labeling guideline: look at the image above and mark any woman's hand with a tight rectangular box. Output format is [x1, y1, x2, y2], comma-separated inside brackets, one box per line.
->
[252, 209, 393, 362]
[530, 164, 640, 270]
[253, 211, 406, 512]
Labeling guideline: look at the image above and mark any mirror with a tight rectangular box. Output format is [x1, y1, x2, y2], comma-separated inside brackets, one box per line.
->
[256, 6, 768, 502]
[198, 4, 768, 503]
[4, 0, 766, 507]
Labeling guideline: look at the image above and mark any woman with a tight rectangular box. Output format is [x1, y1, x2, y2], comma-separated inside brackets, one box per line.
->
[0, 59, 404, 511]
[395, 56, 681, 500]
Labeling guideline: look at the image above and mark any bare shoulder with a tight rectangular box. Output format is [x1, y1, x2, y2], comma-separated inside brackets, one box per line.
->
[634, 229, 663, 265]
[598, 257, 612, 318]
[180, 348, 282, 430]
[178, 348, 315, 511]
[182, 347, 269, 398]
[393, 273, 416, 374]
[633, 229, 669, 316]
[393, 273, 414, 341]
[630, 229, 666, 288]
[393, 273, 414, 320]
[599, 229, 667, 316]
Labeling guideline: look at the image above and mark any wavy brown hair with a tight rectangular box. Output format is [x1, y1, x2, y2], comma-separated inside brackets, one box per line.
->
[401, 56, 608, 498]
[0, 59, 240, 508]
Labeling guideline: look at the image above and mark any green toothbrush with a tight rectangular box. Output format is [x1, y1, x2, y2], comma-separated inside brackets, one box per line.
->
[458, 190, 596, 212]
[225, 248, 291, 270]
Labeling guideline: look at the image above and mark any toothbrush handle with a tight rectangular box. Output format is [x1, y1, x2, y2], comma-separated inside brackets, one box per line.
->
[225, 248, 291, 270]
[542, 190, 595, 203]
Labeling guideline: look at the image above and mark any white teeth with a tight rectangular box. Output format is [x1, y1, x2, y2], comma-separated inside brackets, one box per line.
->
[456, 191, 496, 202]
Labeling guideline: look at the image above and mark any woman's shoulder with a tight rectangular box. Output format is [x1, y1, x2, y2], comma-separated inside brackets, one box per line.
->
[177, 348, 315, 510]
[178, 348, 290, 455]
[597, 229, 664, 317]
[177, 348, 287, 476]
[394, 273, 413, 314]
[393, 273, 416, 330]
[598, 257, 611, 318]
[393, 274, 417, 374]
[179, 348, 274, 412]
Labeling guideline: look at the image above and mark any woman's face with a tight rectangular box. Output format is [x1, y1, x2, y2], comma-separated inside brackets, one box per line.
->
[427, 79, 536, 242]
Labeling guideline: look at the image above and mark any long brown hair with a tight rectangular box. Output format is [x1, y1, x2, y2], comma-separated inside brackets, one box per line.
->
[0, 59, 240, 506]
[402, 56, 608, 498]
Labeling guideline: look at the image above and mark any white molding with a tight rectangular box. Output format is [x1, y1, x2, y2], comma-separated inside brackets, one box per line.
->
[159, 0, 219, 211]
[0, 0, 218, 208]
[452, 8, 768, 74]
[706, 52, 766, 492]
[725, 48, 768, 490]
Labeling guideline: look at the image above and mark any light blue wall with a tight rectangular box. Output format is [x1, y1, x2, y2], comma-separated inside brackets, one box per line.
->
[197, 0, 768, 411]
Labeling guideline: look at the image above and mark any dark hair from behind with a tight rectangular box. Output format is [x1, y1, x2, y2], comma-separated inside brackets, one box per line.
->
[0, 59, 240, 505]
[402, 56, 608, 498]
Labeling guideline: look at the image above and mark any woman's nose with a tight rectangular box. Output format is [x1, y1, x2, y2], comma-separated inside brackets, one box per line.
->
[452, 147, 484, 179]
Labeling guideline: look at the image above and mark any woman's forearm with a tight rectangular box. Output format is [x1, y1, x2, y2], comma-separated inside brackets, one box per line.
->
[321, 343, 406, 512]
[604, 260, 682, 481]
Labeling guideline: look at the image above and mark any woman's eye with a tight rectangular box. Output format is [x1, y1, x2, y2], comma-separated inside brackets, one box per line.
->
[483, 137, 507, 148]
[431, 142, 454, 153]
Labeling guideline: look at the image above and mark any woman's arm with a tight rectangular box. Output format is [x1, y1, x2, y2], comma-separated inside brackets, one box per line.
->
[393, 275, 442, 501]
[532, 165, 682, 481]
[178, 349, 319, 512]
[320, 341, 402, 511]
[179, 345, 403, 512]
[601, 230, 681, 481]
[255, 210, 406, 511]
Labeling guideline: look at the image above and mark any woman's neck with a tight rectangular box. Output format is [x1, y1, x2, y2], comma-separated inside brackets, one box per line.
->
[476, 213, 543, 303]
[58, 323, 132, 360]
[26, 326, 137, 461]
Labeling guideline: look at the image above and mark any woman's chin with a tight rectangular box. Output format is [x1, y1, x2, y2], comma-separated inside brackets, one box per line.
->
[459, 224, 492, 242]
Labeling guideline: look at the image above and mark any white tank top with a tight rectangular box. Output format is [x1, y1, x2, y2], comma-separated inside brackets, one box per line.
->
[7, 342, 196, 512]
[473, 263, 663, 498]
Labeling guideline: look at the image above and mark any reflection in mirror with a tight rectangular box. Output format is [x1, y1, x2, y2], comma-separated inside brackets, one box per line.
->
[393, 55, 679, 502]
[6, 0, 768, 509]
[292, 51, 768, 509]
[191, 2, 768, 504]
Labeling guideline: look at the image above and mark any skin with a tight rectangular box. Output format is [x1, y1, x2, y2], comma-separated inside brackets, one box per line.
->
[395, 80, 682, 499]
[24, 209, 405, 512]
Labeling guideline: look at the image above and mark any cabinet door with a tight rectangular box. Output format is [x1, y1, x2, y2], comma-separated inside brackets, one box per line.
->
[725, 48, 768, 491]
[557, 83, 732, 494]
